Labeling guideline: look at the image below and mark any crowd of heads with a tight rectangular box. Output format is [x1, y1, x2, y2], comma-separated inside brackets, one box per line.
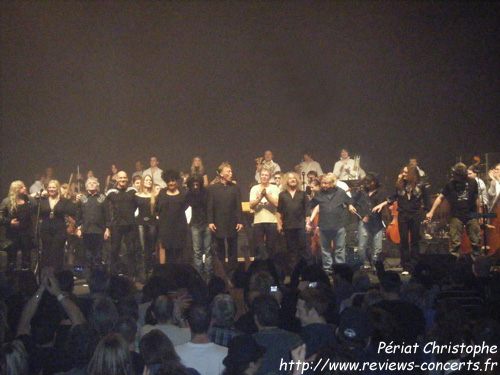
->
[0, 245, 498, 375]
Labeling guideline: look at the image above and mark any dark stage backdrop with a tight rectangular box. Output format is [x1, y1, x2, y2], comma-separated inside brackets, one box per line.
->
[1, 2, 499, 196]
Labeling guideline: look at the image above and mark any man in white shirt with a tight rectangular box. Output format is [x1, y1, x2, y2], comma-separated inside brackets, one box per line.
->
[295, 150, 323, 176]
[488, 163, 500, 208]
[29, 174, 45, 194]
[175, 305, 228, 375]
[468, 166, 488, 207]
[139, 295, 191, 346]
[333, 149, 365, 181]
[143, 156, 166, 188]
[250, 169, 280, 260]
[131, 160, 144, 179]
[409, 157, 426, 178]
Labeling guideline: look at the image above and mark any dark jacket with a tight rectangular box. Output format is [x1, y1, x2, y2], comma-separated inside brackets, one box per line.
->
[310, 187, 353, 231]
[0, 195, 36, 233]
[207, 182, 243, 238]
[76, 192, 111, 234]
[106, 187, 137, 226]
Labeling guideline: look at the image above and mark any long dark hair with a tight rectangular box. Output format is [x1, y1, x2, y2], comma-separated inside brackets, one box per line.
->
[186, 174, 205, 192]
[362, 172, 380, 190]
[396, 165, 419, 190]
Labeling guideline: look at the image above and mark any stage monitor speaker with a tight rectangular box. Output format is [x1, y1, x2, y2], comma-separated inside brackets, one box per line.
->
[382, 239, 400, 258]
[420, 238, 449, 255]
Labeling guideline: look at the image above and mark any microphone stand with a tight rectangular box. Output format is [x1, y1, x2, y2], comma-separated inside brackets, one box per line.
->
[33, 192, 43, 282]
[302, 172, 306, 191]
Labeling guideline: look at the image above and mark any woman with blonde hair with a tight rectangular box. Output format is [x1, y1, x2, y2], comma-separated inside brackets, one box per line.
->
[191, 157, 209, 187]
[39, 180, 76, 270]
[0, 181, 36, 272]
[87, 333, 133, 375]
[136, 174, 158, 277]
[60, 183, 75, 201]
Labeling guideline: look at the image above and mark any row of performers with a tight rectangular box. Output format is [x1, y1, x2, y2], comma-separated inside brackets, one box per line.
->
[1, 161, 499, 278]
[32, 148, 390, 196]
[1, 166, 244, 280]
[251, 161, 496, 275]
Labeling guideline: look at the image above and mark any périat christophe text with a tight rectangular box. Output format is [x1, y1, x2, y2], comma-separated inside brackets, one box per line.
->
[378, 341, 497, 357]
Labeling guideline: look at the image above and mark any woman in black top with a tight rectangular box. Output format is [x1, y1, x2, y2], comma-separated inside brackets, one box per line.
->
[0, 180, 36, 271]
[374, 165, 429, 274]
[39, 180, 76, 270]
[156, 170, 189, 264]
[190, 156, 209, 187]
[136, 174, 158, 275]
[105, 164, 119, 193]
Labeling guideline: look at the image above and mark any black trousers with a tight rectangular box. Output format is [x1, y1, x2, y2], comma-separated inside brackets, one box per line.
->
[5, 230, 33, 271]
[398, 215, 422, 271]
[215, 236, 238, 274]
[138, 224, 158, 272]
[82, 233, 104, 266]
[285, 227, 310, 288]
[40, 225, 67, 271]
[253, 223, 279, 260]
[284, 228, 308, 260]
[110, 225, 141, 276]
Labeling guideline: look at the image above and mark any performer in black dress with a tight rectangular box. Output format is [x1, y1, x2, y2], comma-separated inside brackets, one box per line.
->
[136, 174, 158, 274]
[39, 180, 76, 271]
[0, 180, 36, 272]
[156, 170, 189, 264]
[105, 164, 119, 193]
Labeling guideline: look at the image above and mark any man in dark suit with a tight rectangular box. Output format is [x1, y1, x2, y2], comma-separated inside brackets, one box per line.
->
[208, 163, 244, 275]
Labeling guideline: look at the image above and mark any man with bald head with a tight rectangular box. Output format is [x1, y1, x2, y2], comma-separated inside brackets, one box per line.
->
[106, 171, 141, 278]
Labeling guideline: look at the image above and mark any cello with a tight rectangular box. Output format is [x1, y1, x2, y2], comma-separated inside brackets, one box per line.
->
[386, 202, 400, 244]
